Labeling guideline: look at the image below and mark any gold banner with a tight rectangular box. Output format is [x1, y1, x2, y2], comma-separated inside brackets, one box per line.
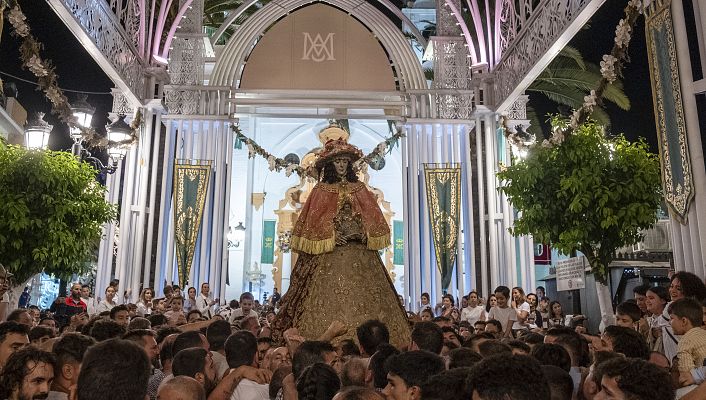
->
[173, 160, 212, 288]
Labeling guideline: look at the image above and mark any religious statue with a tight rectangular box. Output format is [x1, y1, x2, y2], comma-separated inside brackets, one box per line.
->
[271, 139, 410, 346]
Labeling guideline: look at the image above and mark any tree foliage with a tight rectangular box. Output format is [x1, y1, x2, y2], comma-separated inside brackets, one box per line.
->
[0, 143, 116, 284]
[497, 119, 662, 283]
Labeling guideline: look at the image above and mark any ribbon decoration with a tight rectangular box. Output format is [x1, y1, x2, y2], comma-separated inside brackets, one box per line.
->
[424, 164, 461, 290]
[173, 160, 212, 288]
[645, 0, 693, 222]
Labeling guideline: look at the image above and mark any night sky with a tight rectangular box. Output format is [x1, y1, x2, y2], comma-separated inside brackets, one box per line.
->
[1, 1, 658, 152]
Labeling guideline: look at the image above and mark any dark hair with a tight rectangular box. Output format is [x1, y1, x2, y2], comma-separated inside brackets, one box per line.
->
[530, 343, 571, 372]
[542, 365, 574, 400]
[128, 317, 151, 331]
[411, 321, 443, 354]
[505, 339, 531, 354]
[292, 340, 336, 379]
[419, 368, 473, 400]
[485, 294, 496, 313]
[442, 294, 455, 305]
[593, 358, 674, 400]
[296, 362, 341, 400]
[54, 333, 96, 368]
[28, 326, 55, 342]
[173, 347, 208, 379]
[672, 271, 706, 301]
[77, 339, 150, 400]
[339, 339, 361, 357]
[632, 284, 651, 296]
[421, 292, 430, 301]
[6, 309, 30, 323]
[537, 286, 545, 292]
[240, 292, 254, 302]
[473, 320, 487, 327]
[187, 309, 203, 320]
[493, 286, 510, 299]
[156, 326, 182, 345]
[356, 320, 390, 356]
[90, 319, 126, 342]
[548, 301, 564, 319]
[369, 343, 400, 389]
[206, 320, 231, 352]
[616, 301, 642, 322]
[447, 347, 483, 369]
[668, 297, 704, 327]
[552, 331, 588, 367]
[478, 340, 512, 358]
[0, 347, 56, 398]
[321, 160, 359, 184]
[39, 317, 56, 326]
[520, 332, 545, 346]
[384, 350, 445, 388]
[225, 330, 257, 369]
[110, 304, 129, 320]
[173, 331, 205, 355]
[602, 325, 650, 359]
[123, 329, 156, 345]
[148, 314, 168, 328]
[647, 286, 670, 303]
[485, 319, 503, 332]
[467, 354, 550, 400]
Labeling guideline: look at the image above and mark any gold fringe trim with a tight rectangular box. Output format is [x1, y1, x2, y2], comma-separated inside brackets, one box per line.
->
[291, 235, 336, 255]
[367, 234, 391, 251]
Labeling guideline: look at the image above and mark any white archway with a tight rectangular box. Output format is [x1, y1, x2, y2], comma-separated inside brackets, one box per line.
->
[210, 0, 426, 91]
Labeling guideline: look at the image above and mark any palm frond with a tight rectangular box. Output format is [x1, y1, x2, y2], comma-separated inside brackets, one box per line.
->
[556, 45, 586, 70]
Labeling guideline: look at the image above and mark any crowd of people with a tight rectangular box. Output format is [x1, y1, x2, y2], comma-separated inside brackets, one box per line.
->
[2, 271, 706, 400]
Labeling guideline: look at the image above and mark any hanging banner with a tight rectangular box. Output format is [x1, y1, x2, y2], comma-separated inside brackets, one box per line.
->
[261, 220, 276, 264]
[173, 160, 212, 289]
[645, 0, 694, 222]
[424, 164, 461, 290]
[393, 220, 404, 265]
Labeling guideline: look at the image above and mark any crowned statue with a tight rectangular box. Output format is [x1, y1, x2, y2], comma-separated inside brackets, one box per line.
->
[271, 138, 411, 346]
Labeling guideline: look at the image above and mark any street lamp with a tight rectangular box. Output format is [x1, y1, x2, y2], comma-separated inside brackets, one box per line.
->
[24, 112, 53, 150]
[228, 222, 246, 248]
[70, 96, 95, 155]
[106, 115, 133, 164]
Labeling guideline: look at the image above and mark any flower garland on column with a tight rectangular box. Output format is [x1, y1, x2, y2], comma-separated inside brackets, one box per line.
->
[505, 0, 643, 150]
[231, 124, 405, 178]
[3, 1, 141, 148]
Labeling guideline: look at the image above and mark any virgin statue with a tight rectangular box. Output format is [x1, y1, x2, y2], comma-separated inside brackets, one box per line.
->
[271, 139, 411, 346]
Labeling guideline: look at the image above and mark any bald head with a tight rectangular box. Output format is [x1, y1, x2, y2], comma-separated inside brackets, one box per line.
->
[157, 376, 206, 400]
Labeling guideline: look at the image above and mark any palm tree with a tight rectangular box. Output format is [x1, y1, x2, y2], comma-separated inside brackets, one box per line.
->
[203, 0, 269, 44]
[526, 46, 631, 134]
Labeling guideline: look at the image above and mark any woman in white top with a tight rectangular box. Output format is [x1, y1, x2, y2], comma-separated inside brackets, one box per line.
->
[135, 288, 154, 316]
[511, 286, 531, 336]
[460, 290, 486, 326]
[183, 287, 198, 313]
[95, 286, 118, 314]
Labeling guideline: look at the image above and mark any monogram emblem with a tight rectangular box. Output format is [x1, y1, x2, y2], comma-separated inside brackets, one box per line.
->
[302, 32, 335, 62]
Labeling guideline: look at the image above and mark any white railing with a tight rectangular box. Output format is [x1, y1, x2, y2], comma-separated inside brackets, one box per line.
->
[164, 85, 233, 117]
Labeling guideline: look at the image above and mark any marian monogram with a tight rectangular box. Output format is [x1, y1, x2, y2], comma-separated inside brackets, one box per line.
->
[302, 32, 335, 62]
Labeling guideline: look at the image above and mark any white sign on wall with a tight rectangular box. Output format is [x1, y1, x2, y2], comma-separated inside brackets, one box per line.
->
[557, 256, 586, 292]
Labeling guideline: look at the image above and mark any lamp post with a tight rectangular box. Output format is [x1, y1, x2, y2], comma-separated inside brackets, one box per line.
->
[69, 95, 95, 157]
[24, 112, 52, 150]
[106, 115, 133, 166]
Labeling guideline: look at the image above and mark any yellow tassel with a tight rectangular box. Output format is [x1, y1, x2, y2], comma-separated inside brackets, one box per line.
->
[291, 235, 336, 255]
[367, 234, 391, 250]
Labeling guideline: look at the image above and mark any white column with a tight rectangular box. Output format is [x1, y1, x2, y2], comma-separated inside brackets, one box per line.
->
[143, 111, 163, 290]
[154, 120, 175, 292]
[475, 113, 488, 297]
[484, 113, 500, 290]
[281, 252, 292, 293]
[673, 0, 706, 275]
[220, 123, 234, 300]
[402, 130, 412, 305]
[115, 143, 137, 296]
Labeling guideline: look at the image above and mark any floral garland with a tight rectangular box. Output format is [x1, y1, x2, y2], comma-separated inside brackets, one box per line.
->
[4, 2, 141, 149]
[505, 0, 642, 150]
[231, 124, 405, 178]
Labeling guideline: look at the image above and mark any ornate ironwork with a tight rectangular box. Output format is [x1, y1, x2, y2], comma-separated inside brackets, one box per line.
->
[432, 37, 473, 119]
[51, 0, 146, 103]
[505, 94, 529, 120]
[110, 88, 135, 117]
[436, 0, 461, 36]
[493, 0, 600, 111]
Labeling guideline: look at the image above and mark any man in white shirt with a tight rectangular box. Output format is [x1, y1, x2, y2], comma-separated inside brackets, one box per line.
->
[229, 292, 259, 325]
[225, 331, 269, 400]
[197, 283, 219, 319]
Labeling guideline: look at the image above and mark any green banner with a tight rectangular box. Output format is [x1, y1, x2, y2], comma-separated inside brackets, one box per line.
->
[173, 160, 212, 289]
[424, 164, 461, 290]
[645, 0, 694, 222]
[261, 220, 276, 264]
[393, 220, 404, 265]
